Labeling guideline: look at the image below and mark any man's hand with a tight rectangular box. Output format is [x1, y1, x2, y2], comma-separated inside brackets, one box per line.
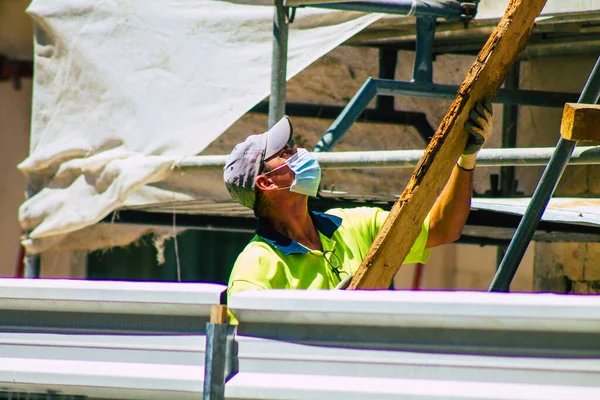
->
[458, 99, 494, 170]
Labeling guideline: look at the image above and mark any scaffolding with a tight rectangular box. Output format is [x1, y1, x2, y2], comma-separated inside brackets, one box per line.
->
[23, 1, 600, 290]
[263, 0, 600, 292]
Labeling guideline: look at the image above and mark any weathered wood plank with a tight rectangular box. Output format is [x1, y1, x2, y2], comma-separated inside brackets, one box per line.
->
[560, 103, 600, 142]
[348, 0, 548, 290]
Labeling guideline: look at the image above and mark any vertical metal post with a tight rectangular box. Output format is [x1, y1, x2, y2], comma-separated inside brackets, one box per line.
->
[489, 56, 600, 292]
[412, 16, 436, 84]
[24, 254, 41, 278]
[24, 181, 40, 278]
[268, 0, 289, 129]
[497, 62, 520, 267]
[203, 323, 228, 400]
[500, 63, 520, 197]
[203, 305, 235, 400]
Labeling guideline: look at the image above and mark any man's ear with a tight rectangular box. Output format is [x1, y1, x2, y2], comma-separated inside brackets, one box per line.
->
[255, 174, 275, 191]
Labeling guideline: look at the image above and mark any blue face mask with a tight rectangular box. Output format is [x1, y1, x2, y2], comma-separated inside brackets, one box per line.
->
[266, 148, 321, 197]
[286, 148, 321, 196]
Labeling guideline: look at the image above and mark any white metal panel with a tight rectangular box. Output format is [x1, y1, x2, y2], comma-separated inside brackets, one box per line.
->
[229, 290, 600, 333]
[0, 357, 205, 399]
[236, 336, 600, 387]
[0, 279, 225, 315]
[0, 332, 205, 366]
[472, 198, 600, 227]
[225, 372, 600, 400]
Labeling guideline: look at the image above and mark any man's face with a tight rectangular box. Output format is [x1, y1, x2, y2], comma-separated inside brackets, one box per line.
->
[260, 144, 297, 187]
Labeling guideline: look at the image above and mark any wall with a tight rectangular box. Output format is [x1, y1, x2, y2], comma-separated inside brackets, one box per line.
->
[0, 0, 33, 277]
[524, 56, 600, 294]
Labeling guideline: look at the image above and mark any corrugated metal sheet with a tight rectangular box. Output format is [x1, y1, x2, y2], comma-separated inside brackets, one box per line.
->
[472, 197, 600, 227]
[109, 195, 600, 244]
[0, 280, 226, 399]
[120, 196, 600, 227]
[227, 289, 600, 400]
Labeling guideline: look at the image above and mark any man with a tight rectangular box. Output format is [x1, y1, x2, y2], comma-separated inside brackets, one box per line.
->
[224, 102, 492, 296]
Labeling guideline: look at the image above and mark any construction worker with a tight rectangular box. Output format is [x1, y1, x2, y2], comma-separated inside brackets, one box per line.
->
[223, 101, 492, 296]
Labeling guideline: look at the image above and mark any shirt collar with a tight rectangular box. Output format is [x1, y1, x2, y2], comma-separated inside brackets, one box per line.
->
[256, 210, 342, 255]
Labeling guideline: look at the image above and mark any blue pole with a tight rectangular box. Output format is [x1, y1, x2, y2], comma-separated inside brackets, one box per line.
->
[489, 56, 600, 292]
[376, 79, 578, 108]
[313, 78, 378, 152]
[308, 0, 463, 20]
[312, 77, 577, 152]
[413, 16, 436, 83]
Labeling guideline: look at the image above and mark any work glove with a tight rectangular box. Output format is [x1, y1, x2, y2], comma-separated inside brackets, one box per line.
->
[458, 99, 493, 171]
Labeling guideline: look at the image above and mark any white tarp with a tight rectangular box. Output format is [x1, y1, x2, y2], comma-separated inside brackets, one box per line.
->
[19, 0, 380, 254]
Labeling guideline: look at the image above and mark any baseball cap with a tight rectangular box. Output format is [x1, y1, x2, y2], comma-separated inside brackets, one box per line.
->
[223, 116, 293, 209]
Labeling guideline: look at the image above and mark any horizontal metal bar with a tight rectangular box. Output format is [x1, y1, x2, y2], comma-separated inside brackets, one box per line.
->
[315, 146, 600, 168]
[226, 371, 600, 400]
[0, 332, 205, 365]
[0, 278, 225, 316]
[179, 146, 600, 170]
[229, 290, 600, 333]
[0, 309, 210, 335]
[375, 78, 580, 107]
[104, 210, 256, 232]
[106, 200, 600, 245]
[0, 357, 205, 399]
[305, 0, 463, 19]
[235, 335, 600, 386]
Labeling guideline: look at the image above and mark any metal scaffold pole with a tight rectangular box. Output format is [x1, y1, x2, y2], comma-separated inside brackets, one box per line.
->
[489, 56, 600, 292]
[268, 0, 289, 129]
[24, 181, 40, 278]
[307, 0, 463, 19]
[178, 146, 600, 170]
[497, 62, 520, 266]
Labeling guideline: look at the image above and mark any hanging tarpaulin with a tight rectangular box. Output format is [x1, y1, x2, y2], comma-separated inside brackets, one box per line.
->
[18, 0, 381, 254]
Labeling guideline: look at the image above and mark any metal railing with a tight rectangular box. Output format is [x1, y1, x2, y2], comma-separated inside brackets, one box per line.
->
[0, 279, 226, 400]
[177, 146, 600, 170]
[2, 279, 600, 399]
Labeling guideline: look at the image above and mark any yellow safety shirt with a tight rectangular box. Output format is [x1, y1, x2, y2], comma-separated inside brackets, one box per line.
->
[228, 207, 430, 300]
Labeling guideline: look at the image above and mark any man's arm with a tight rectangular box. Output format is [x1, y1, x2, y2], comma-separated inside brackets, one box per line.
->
[426, 100, 493, 248]
[426, 165, 473, 247]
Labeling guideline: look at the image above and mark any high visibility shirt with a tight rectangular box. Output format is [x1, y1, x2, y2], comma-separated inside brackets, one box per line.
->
[227, 207, 430, 300]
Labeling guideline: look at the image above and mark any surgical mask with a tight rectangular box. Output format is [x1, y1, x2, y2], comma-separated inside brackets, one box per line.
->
[265, 148, 321, 197]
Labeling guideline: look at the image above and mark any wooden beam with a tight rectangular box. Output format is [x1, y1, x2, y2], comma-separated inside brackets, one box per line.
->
[348, 0, 548, 290]
[560, 103, 600, 142]
[210, 304, 229, 324]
